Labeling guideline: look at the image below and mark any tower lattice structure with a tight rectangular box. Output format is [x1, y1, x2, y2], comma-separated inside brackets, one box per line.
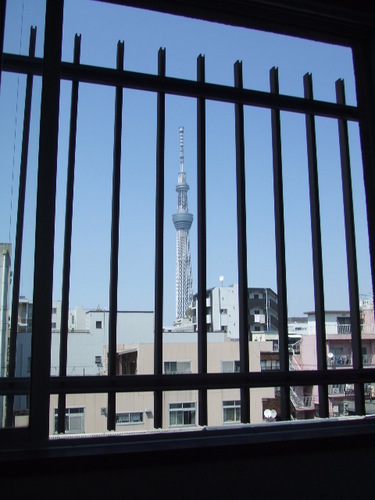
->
[172, 127, 193, 320]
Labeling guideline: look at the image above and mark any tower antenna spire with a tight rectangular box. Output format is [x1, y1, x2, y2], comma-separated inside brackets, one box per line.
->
[173, 126, 193, 321]
[179, 126, 184, 172]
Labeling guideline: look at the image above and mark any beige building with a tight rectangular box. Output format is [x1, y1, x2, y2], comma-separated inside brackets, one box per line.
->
[50, 338, 275, 435]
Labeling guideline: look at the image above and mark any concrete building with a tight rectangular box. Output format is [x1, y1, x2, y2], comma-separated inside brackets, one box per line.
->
[15, 304, 154, 378]
[191, 284, 278, 339]
[0, 244, 11, 425]
[289, 306, 375, 419]
[49, 332, 274, 434]
[12, 303, 276, 431]
[360, 297, 375, 334]
[287, 316, 308, 335]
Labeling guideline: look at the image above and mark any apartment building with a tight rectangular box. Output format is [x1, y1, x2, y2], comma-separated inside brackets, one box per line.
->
[49, 332, 274, 434]
[191, 284, 278, 339]
[290, 307, 375, 418]
[10, 304, 274, 431]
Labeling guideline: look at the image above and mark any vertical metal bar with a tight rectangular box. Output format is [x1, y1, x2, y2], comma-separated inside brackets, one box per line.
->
[336, 78, 364, 415]
[57, 34, 81, 434]
[269, 67, 292, 420]
[352, 39, 375, 350]
[197, 54, 207, 426]
[0, 0, 6, 90]
[234, 61, 250, 423]
[352, 39, 375, 417]
[154, 47, 165, 429]
[29, 0, 64, 442]
[5, 26, 36, 428]
[107, 41, 124, 431]
[304, 73, 328, 417]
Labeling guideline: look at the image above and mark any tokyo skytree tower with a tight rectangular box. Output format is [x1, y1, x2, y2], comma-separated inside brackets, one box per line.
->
[172, 127, 193, 320]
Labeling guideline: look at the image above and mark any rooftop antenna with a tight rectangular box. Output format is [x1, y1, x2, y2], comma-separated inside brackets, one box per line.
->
[179, 126, 184, 172]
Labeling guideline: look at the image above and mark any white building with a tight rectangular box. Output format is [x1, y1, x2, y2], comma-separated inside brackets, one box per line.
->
[15, 304, 154, 378]
[191, 284, 279, 339]
[287, 316, 308, 335]
[305, 310, 352, 335]
[0, 243, 11, 425]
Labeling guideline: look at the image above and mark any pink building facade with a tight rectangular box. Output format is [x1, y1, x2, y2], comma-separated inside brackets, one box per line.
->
[289, 306, 375, 418]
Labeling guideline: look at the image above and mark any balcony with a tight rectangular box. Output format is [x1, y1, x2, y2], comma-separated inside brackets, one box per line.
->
[337, 324, 351, 334]
[253, 314, 266, 324]
[290, 388, 315, 409]
[327, 354, 375, 367]
[249, 298, 265, 308]
[328, 354, 352, 366]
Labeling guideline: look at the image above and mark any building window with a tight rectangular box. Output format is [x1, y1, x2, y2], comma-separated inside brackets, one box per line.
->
[52, 307, 57, 314]
[223, 400, 241, 423]
[164, 361, 192, 374]
[169, 402, 196, 427]
[54, 407, 85, 434]
[51, 322, 56, 329]
[96, 321, 102, 329]
[116, 412, 144, 425]
[261, 359, 280, 371]
[222, 360, 240, 373]
[329, 384, 345, 395]
[118, 351, 137, 374]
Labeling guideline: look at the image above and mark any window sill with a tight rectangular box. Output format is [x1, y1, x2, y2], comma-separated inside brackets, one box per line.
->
[1, 416, 375, 469]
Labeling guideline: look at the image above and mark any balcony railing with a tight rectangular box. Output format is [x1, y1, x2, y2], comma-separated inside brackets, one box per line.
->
[328, 354, 374, 367]
[337, 324, 351, 334]
[290, 388, 315, 409]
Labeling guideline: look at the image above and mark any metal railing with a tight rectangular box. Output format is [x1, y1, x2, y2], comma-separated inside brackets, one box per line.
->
[290, 388, 315, 409]
[337, 324, 352, 334]
[1, 0, 375, 447]
[328, 354, 375, 367]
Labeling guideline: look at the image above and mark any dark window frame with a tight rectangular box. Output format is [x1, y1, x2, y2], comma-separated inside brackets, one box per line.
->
[1, 0, 375, 458]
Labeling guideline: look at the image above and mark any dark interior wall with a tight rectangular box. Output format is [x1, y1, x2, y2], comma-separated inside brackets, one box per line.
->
[1, 434, 373, 498]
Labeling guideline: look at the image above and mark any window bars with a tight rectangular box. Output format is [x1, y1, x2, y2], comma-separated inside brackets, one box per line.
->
[1, 0, 375, 447]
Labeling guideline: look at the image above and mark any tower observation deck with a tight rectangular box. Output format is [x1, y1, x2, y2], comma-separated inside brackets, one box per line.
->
[172, 127, 193, 320]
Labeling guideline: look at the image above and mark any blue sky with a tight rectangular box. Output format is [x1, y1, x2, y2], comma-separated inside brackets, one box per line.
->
[0, 0, 371, 326]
